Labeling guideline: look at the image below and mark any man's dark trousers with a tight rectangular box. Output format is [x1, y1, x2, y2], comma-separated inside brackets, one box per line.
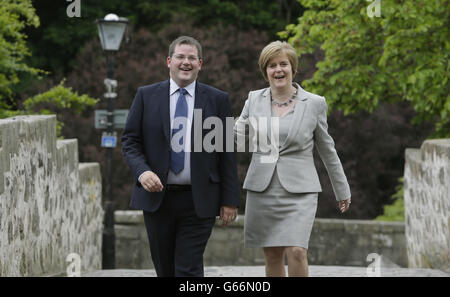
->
[143, 187, 215, 277]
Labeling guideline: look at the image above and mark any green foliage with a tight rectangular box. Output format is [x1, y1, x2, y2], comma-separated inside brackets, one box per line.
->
[376, 177, 404, 221]
[281, 0, 450, 137]
[23, 80, 98, 115]
[1, 80, 99, 136]
[0, 0, 42, 107]
[0, 1, 99, 136]
[0, 108, 23, 119]
[28, 0, 302, 75]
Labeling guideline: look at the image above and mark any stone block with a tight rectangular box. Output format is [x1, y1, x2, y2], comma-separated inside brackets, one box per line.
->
[114, 210, 408, 268]
[404, 138, 449, 271]
[0, 115, 103, 276]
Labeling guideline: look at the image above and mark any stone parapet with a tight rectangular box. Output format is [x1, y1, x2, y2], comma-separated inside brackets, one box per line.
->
[114, 211, 407, 268]
[404, 139, 449, 271]
[0, 115, 103, 276]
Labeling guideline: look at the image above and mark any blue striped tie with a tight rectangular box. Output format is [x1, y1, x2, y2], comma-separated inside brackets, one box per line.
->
[170, 88, 188, 174]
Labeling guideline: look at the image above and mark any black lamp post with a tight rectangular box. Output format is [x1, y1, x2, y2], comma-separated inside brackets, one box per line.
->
[96, 13, 128, 269]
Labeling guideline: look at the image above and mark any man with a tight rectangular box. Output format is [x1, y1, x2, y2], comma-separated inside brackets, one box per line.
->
[122, 36, 239, 277]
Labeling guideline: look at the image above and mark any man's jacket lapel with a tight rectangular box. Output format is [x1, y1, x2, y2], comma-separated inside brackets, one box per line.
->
[158, 79, 171, 145]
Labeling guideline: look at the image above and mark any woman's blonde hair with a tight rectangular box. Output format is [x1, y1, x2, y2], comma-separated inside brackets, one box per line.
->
[258, 41, 298, 81]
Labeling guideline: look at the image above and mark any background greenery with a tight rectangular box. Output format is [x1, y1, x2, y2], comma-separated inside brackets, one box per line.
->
[281, 0, 449, 137]
[2, 0, 446, 220]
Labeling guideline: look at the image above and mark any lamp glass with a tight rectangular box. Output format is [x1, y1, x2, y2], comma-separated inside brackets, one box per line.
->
[97, 21, 127, 51]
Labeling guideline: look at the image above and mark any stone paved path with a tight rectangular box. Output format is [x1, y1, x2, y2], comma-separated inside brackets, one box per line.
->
[83, 266, 449, 277]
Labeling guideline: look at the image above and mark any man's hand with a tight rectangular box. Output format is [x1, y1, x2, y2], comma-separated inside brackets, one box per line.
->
[220, 206, 238, 227]
[139, 171, 163, 192]
[339, 198, 351, 213]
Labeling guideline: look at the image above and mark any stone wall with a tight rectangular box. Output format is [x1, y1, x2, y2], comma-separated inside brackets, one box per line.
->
[115, 211, 407, 268]
[0, 115, 104, 276]
[404, 139, 449, 271]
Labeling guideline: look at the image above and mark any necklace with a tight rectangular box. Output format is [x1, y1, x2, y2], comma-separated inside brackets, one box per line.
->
[271, 89, 298, 107]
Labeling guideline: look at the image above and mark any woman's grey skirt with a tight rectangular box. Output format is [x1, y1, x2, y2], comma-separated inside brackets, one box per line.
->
[244, 170, 318, 249]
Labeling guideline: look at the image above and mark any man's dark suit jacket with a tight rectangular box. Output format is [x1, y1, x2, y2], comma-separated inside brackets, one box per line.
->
[121, 80, 239, 218]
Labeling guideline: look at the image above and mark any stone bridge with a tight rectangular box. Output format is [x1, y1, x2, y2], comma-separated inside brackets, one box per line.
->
[0, 115, 448, 277]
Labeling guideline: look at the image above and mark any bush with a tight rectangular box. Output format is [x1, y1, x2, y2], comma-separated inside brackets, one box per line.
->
[22, 80, 99, 136]
[375, 178, 404, 222]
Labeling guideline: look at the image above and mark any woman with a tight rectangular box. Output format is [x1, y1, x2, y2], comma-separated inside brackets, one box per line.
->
[234, 41, 351, 277]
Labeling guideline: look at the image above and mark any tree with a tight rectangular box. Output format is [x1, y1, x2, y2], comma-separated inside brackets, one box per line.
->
[0, 0, 98, 133]
[26, 0, 303, 76]
[280, 0, 449, 137]
[23, 80, 98, 135]
[0, 0, 40, 113]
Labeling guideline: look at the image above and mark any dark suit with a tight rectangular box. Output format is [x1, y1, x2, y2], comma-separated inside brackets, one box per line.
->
[122, 79, 239, 276]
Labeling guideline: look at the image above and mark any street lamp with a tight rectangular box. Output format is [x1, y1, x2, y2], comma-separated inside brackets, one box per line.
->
[96, 13, 128, 269]
[96, 14, 128, 52]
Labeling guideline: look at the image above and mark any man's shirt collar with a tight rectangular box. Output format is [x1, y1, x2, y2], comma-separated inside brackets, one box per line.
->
[169, 78, 196, 97]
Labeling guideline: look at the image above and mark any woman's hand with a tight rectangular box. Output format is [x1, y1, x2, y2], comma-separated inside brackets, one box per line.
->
[339, 198, 351, 213]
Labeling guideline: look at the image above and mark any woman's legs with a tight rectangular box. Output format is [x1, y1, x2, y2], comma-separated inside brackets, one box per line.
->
[263, 247, 286, 277]
[263, 246, 309, 277]
[285, 246, 308, 277]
